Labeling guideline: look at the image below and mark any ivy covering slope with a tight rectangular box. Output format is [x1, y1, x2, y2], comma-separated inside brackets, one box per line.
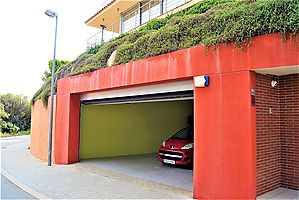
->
[32, 0, 299, 105]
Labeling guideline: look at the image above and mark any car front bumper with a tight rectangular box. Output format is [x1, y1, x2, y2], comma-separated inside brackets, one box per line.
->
[158, 146, 193, 166]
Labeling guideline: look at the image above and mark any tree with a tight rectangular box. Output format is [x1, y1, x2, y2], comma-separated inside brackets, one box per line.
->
[41, 59, 70, 81]
[0, 102, 9, 132]
[0, 94, 31, 132]
[0, 102, 19, 134]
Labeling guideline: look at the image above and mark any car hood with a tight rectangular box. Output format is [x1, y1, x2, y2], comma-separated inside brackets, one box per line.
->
[165, 138, 193, 149]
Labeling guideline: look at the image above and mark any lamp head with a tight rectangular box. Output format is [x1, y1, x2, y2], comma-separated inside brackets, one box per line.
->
[271, 80, 278, 87]
[45, 9, 57, 18]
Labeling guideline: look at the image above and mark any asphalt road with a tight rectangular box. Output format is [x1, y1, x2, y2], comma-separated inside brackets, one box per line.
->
[1, 137, 36, 199]
[1, 174, 36, 199]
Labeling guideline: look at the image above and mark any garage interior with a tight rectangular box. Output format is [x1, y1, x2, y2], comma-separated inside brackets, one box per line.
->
[255, 69, 299, 198]
[78, 81, 194, 191]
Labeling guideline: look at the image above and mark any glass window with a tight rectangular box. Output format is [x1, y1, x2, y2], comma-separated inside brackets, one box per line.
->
[121, 0, 189, 33]
[164, 0, 187, 13]
[171, 128, 193, 140]
[122, 5, 139, 33]
[141, 0, 161, 24]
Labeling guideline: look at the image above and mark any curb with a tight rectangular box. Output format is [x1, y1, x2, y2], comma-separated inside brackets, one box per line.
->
[1, 168, 51, 199]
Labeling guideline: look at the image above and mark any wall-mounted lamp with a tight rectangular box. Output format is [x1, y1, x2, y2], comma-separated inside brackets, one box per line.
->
[271, 80, 278, 88]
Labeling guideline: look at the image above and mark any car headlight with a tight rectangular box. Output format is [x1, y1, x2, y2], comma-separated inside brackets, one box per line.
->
[181, 143, 194, 149]
[162, 141, 166, 147]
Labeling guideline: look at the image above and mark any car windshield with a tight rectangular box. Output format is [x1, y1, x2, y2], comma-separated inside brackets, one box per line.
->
[171, 128, 193, 140]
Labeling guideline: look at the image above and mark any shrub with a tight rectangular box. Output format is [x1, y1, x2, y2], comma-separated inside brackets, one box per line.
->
[181, 0, 235, 15]
[114, 0, 299, 63]
[86, 44, 103, 54]
[139, 17, 171, 31]
[1, 122, 19, 134]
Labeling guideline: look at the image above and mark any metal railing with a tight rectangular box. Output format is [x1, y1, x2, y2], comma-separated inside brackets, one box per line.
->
[86, 0, 191, 48]
[86, 20, 121, 47]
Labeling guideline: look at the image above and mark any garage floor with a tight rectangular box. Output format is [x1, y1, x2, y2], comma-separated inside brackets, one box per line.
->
[81, 153, 193, 191]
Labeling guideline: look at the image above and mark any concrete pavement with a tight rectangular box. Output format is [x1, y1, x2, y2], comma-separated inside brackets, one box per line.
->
[1, 136, 192, 199]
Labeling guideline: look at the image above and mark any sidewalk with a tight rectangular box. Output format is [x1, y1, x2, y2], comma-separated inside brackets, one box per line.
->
[1, 136, 192, 199]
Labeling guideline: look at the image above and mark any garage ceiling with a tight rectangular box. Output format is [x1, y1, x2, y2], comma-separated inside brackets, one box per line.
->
[253, 65, 299, 76]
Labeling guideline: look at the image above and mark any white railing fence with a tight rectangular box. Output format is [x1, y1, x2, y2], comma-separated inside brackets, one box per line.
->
[86, 0, 190, 48]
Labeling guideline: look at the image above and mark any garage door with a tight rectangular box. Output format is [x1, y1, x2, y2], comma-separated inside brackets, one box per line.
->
[79, 80, 194, 160]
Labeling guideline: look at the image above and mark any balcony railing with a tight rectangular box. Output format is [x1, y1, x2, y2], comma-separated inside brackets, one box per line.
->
[86, 0, 191, 48]
[86, 21, 121, 48]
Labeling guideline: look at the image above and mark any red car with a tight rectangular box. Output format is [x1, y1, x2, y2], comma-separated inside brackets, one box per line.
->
[158, 127, 194, 166]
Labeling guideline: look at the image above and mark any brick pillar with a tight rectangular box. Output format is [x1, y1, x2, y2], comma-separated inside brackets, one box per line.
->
[279, 74, 299, 190]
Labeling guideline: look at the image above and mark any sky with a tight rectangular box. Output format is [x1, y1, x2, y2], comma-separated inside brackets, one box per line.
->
[0, 0, 106, 98]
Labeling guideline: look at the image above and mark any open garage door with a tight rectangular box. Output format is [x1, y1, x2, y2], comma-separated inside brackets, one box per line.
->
[79, 80, 194, 160]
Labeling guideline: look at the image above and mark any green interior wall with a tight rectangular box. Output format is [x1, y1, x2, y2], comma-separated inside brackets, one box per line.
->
[79, 100, 193, 159]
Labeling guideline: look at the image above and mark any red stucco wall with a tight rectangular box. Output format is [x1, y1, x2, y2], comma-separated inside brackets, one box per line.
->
[194, 71, 256, 199]
[56, 34, 298, 96]
[49, 33, 298, 199]
[30, 96, 56, 162]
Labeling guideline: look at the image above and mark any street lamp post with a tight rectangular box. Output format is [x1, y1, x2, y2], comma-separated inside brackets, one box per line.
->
[45, 9, 58, 166]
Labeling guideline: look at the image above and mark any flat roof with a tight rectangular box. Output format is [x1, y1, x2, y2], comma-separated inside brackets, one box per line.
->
[85, 0, 138, 32]
[85, 0, 116, 24]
